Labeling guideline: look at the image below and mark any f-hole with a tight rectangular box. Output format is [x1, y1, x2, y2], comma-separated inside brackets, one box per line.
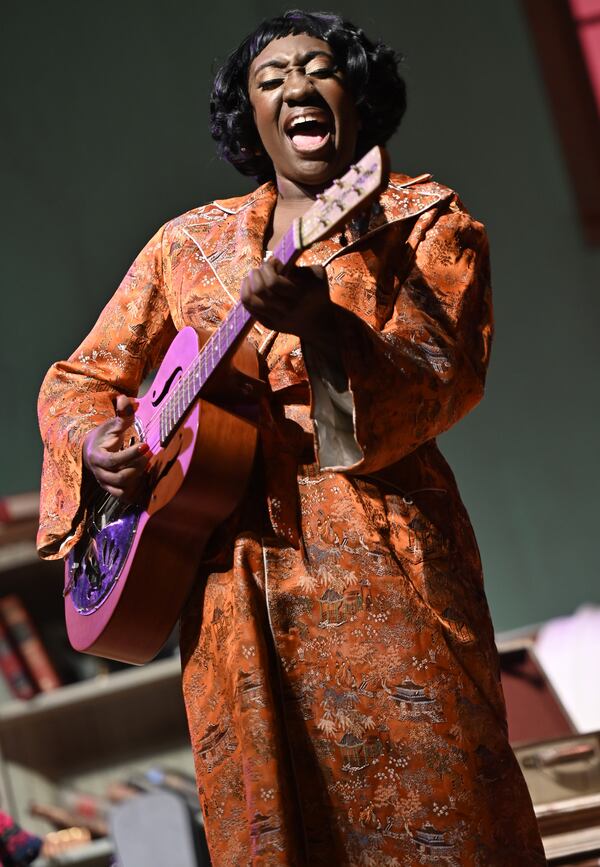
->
[151, 366, 182, 407]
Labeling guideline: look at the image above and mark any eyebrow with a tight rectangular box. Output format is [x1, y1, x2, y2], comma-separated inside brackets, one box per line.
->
[252, 49, 335, 77]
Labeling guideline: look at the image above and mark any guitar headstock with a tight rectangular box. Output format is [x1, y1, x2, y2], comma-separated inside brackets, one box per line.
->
[295, 145, 389, 250]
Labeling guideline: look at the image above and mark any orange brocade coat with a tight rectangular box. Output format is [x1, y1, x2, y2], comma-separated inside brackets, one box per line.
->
[38, 174, 545, 866]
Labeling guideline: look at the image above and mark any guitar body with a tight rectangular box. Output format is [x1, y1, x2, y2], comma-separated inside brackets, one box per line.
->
[65, 326, 260, 664]
[63, 146, 388, 665]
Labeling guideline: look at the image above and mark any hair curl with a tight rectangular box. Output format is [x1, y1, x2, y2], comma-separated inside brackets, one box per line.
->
[210, 10, 407, 182]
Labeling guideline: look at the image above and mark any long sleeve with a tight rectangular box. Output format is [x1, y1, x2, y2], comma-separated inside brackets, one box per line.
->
[37, 227, 177, 558]
[306, 201, 493, 474]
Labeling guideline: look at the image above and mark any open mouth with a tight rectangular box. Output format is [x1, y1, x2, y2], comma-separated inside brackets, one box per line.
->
[285, 114, 332, 153]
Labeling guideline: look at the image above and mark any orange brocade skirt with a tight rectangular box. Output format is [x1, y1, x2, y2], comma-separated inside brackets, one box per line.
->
[179, 460, 545, 866]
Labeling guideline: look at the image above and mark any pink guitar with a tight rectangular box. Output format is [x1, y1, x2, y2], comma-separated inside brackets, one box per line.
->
[64, 146, 389, 664]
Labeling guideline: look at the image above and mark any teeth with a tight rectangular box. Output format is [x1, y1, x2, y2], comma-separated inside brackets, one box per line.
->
[289, 115, 321, 129]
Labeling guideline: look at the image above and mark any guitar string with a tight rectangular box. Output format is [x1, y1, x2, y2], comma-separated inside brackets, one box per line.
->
[136, 211, 308, 449]
[130, 172, 369, 445]
[90, 165, 376, 512]
[73, 163, 379, 565]
[139, 163, 373, 442]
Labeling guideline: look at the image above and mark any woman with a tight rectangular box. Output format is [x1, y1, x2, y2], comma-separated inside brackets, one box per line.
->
[38, 11, 545, 866]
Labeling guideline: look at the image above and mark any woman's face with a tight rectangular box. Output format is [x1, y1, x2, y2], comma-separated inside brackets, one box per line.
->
[247, 33, 360, 189]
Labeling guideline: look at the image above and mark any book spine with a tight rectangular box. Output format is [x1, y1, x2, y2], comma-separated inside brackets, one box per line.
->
[29, 802, 108, 838]
[0, 618, 36, 699]
[0, 595, 61, 691]
[56, 789, 110, 821]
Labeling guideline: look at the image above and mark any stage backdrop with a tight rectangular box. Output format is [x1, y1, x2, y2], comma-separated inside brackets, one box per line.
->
[2, 0, 599, 631]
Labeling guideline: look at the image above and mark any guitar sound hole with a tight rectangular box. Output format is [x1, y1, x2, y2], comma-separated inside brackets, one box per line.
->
[151, 366, 182, 407]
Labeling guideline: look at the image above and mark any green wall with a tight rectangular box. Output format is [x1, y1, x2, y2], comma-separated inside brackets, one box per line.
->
[2, 1, 599, 630]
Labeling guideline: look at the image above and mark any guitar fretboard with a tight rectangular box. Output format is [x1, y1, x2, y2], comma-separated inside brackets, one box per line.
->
[156, 147, 385, 445]
[158, 223, 297, 445]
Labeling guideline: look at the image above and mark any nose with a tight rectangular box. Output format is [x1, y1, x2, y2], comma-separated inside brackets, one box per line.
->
[282, 68, 314, 104]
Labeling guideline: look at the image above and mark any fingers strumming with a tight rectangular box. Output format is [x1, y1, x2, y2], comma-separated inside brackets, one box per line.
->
[95, 443, 149, 471]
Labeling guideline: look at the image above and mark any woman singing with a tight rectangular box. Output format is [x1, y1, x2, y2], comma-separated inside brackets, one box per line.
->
[38, 10, 545, 865]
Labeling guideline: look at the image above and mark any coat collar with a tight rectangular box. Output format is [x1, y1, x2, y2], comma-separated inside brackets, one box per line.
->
[180, 171, 453, 309]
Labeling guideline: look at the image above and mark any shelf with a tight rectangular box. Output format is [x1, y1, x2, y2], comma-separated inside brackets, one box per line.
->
[0, 508, 198, 862]
[35, 838, 113, 867]
[0, 519, 40, 572]
[0, 654, 194, 841]
[544, 825, 600, 860]
[0, 655, 182, 724]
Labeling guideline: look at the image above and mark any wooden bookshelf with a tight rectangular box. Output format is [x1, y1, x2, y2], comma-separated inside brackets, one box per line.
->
[0, 656, 194, 864]
[0, 516, 196, 866]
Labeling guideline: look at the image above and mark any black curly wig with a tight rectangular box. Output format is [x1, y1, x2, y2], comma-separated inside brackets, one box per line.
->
[210, 10, 407, 183]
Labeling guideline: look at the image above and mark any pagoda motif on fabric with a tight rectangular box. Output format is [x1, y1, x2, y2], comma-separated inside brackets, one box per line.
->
[336, 731, 383, 771]
[407, 822, 455, 856]
[197, 721, 237, 773]
[318, 586, 364, 627]
[398, 508, 449, 564]
[390, 680, 436, 705]
[384, 678, 442, 722]
[249, 812, 285, 854]
[236, 669, 266, 711]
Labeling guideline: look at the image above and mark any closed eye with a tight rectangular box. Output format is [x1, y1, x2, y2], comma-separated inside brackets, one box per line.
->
[258, 78, 285, 90]
[307, 67, 337, 79]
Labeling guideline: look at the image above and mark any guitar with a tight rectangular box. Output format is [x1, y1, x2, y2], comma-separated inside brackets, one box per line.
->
[64, 145, 389, 664]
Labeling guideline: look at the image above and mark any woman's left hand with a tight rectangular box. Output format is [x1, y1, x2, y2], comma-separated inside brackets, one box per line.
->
[240, 258, 335, 345]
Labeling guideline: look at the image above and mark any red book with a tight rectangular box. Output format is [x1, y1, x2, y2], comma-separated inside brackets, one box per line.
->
[0, 595, 61, 692]
[0, 619, 36, 699]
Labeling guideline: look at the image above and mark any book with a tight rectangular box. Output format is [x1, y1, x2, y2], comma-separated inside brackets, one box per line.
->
[56, 788, 110, 822]
[29, 802, 108, 838]
[0, 595, 61, 692]
[0, 618, 36, 700]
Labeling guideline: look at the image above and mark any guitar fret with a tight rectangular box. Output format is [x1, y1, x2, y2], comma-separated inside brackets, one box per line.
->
[154, 149, 383, 448]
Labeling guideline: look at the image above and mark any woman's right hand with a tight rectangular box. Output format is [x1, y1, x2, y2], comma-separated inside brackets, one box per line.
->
[82, 395, 150, 501]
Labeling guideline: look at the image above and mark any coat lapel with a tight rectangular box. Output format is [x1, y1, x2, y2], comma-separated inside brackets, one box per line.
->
[179, 183, 277, 344]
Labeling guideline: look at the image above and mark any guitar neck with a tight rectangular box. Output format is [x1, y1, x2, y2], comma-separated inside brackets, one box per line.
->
[158, 225, 299, 445]
[157, 145, 388, 444]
